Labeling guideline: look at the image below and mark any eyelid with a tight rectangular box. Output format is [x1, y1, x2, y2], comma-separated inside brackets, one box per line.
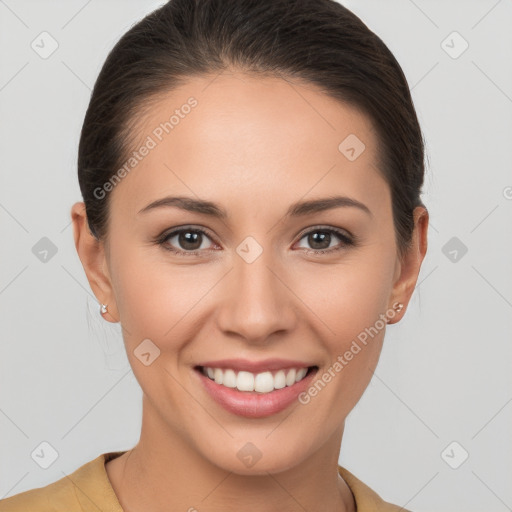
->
[156, 223, 356, 256]
[158, 224, 218, 243]
[155, 224, 220, 255]
[158, 224, 351, 244]
[294, 224, 353, 241]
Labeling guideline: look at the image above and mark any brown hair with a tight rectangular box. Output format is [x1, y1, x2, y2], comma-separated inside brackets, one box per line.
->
[78, 0, 427, 260]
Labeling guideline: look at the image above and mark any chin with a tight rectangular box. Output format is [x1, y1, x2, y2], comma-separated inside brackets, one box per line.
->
[200, 437, 308, 476]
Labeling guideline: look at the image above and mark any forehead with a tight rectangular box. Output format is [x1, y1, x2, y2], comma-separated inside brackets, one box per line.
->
[110, 72, 389, 220]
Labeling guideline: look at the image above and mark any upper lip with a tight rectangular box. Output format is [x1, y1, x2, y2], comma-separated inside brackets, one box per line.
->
[196, 358, 317, 373]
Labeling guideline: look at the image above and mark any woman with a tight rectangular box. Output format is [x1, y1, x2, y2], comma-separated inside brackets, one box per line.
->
[0, 0, 428, 510]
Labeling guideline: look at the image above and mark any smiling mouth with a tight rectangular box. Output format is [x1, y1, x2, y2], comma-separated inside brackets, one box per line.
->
[194, 365, 319, 394]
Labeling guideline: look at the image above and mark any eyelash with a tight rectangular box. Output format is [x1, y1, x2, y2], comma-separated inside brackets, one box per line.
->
[155, 225, 357, 257]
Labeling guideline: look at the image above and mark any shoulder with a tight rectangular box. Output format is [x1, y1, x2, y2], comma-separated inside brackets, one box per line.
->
[338, 465, 412, 512]
[0, 475, 73, 512]
[0, 452, 125, 512]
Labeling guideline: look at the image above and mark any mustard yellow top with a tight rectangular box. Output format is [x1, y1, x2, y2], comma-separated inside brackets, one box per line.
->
[0, 451, 410, 511]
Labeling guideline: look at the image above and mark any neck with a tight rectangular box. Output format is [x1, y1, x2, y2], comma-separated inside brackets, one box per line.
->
[106, 395, 355, 512]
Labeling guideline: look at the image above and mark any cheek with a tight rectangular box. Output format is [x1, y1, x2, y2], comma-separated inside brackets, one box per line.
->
[109, 248, 198, 407]
[293, 250, 392, 401]
[295, 252, 393, 338]
[109, 244, 223, 375]
[109, 242, 187, 332]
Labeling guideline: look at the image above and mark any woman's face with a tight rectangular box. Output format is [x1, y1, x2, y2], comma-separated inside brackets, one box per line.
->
[75, 71, 426, 475]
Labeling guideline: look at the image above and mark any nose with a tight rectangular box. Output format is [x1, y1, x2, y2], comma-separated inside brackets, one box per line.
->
[215, 247, 297, 345]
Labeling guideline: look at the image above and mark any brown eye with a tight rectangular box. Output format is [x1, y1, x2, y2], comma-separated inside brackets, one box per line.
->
[159, 227, 216, 256]
[295, 227, 354, 254]
[174, 230, 203, 251]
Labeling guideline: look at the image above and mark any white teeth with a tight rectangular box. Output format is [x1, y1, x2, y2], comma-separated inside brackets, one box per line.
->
[214, 368, 223, 385]
[222, 369, 237, 388]
[201, 366, 311, 393]
[295, 368, 307, 382]
[274, 370, 286, 389]
[236, 371, 254, 391]
[254, 371, 274, 393]
[285, 368, 296, 386]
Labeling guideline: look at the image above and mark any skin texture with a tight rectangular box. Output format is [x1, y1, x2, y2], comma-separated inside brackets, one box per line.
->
[71, 71, 428, 512]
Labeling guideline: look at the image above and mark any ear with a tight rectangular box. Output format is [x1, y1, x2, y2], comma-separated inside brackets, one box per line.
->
[70, 202, 119, 323]
[387, 206, 429, 324]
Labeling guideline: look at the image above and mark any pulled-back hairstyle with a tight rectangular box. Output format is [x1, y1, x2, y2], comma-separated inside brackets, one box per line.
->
[78, 0, 427, 260]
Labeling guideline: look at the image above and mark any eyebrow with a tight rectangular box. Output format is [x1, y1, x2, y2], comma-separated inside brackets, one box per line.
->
[137, 195, 372, 219]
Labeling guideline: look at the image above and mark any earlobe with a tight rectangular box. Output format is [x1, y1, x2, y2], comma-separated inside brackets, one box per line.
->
[387, 206, 429, 324]
[70, 201, 119, 323]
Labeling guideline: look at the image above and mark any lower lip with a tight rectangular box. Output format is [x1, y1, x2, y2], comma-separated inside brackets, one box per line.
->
[194, 366, 318, 418]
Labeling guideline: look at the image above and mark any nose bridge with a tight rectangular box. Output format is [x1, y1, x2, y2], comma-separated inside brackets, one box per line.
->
[216, 240, 296, 342]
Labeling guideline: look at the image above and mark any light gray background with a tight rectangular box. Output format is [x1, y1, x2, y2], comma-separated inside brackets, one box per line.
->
[1, 1, 511, 511]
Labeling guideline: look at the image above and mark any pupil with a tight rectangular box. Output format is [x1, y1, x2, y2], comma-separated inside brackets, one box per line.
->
[309, 231, 330, 250]
[180, 231, 201, 250]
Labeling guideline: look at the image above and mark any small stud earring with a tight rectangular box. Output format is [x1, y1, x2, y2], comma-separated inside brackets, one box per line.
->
[386, 302, 404, 324]
[100, 303, 108, 315]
